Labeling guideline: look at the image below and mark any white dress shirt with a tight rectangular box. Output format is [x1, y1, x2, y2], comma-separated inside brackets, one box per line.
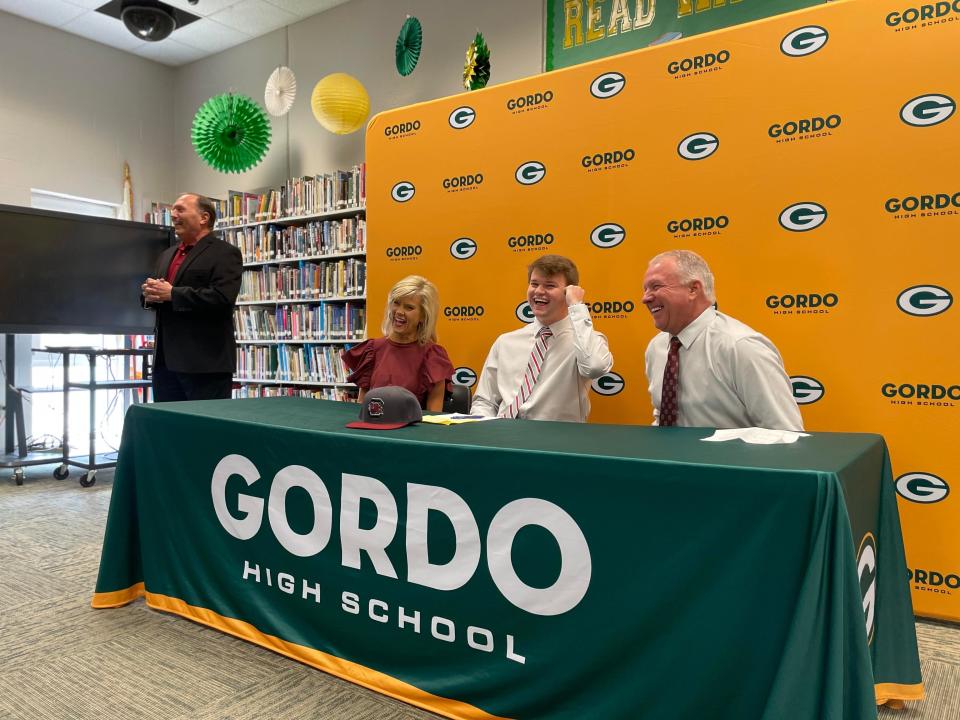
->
[472, 303, 614, 422]
[645, 307, 803, 431]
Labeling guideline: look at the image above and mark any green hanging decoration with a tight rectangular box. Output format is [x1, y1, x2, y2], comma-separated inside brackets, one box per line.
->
[395, 16, 422, 77]
[191, 93, 271, 174]
[463, 31, 490, 91]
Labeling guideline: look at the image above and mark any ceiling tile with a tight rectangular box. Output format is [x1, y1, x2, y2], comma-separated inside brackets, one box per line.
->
[62, 0, 112, 10]
[210, 0, 298, 35]
[171, 17, 251, 53]
[0, 0, 85, 26]
[162, 0, 245, 17]
[131, 38, 208, 66]
[261, 0, 350, 19]
[62, 9, 146, 50]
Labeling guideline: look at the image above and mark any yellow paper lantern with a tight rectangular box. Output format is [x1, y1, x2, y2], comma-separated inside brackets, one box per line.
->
[311, 73, 370, 135]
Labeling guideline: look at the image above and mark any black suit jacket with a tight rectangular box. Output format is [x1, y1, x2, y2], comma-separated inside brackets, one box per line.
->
[146, 233, 243, 374]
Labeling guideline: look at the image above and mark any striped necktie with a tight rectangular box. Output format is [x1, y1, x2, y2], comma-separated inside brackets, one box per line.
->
[659, 336, 682, 426]
[500, 326, 553, 419]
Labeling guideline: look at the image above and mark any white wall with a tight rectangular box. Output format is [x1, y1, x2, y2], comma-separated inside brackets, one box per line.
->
[0, 11, 176, 216]
[174, 0, 545, 199]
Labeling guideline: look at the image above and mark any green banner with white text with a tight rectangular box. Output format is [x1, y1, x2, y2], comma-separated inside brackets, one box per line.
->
[546, 0, 827, 70]
[94, 399, 921, 719]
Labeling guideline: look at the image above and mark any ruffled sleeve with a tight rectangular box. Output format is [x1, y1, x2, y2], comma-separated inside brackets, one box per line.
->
[420, 343, 454, 389]
[341, 339, 377, 389]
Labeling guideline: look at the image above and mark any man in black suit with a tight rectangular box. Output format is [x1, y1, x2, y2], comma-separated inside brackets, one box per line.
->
[142, 193, 242, 401]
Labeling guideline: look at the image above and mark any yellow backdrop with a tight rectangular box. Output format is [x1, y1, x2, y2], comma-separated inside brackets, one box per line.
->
[366, 0, 960, 621]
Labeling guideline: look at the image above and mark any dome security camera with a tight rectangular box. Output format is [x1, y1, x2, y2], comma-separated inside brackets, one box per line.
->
[120, 1, 177, 42]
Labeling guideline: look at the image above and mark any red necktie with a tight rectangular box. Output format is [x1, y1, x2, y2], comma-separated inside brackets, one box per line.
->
[500, 326, 553, 419]
[659, 336, 682, 427]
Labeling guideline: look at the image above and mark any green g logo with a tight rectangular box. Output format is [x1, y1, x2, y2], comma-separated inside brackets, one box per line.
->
[591, 372, 624, 396]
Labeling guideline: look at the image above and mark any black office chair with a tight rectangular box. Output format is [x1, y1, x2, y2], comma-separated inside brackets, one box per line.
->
[442, 383, 471, 413]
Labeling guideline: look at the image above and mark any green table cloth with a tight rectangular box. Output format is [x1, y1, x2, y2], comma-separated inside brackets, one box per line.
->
[94, 398, 923, 719]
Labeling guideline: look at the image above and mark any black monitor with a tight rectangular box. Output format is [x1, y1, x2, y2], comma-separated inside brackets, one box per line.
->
[0, 204, 174, 334]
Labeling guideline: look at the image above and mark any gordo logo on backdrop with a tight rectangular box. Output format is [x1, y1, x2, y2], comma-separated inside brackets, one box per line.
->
[516, 301, 535, 323]
[791, 376, 824, 405]
[667, 49, 730, 78]
[581, 148, 635, 172]
[448, 106, 476, 129]
[885, 192, 960, 219]
[443, 173, 483, 193]
[449, 238, 478, 260]
[896, 472, 950, 503]
[385, 244, 422, 261]
[779, 202, 827, 232]
[882, 381, 959, 407]
[677, 132, 719, 160]
[507, 90, 554, 115]
[588, 300, 635, 320]
[444, 305, 485, 322]
[768, 114, 841, 143]
[667, 215, 728, 238]
[591, 372, 624, 396]
[780, 26, 829, 56]
[211, 456, 593, 662]
[766, 292, 839, 316]
[897, 285, 953, 316]
[590, 223, 626, 249]
[452, 367, 478, 388]
[391, 181, 415, 203]
[515, 161, 547, 185]
[589, 71, 626, 99]
[384, 119, 421, 139]
[508, 232, 555, 253]
[900, 94, 956, 127]
[909, 567, 960, 595]
[857, 533, 877, 644]
[886, 2, 960, 32]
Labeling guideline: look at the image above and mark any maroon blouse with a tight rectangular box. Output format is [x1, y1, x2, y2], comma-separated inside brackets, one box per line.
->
[342, 337, 454, 408]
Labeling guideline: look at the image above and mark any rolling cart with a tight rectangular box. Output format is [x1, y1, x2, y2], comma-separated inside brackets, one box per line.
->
[1, 385, 63, 486]
[40, 346, 153, 487]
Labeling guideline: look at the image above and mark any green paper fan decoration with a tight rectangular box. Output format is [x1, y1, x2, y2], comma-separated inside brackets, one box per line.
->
[192, 93, 271, 174]
[396, 16, 422, 77]
[463, 31, 490, 91]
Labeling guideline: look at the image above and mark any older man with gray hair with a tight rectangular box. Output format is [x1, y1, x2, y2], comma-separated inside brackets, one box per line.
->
[642, 249, 803, 430]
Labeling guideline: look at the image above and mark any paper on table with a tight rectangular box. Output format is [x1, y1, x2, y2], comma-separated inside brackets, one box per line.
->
[701, 427, 810, 444]
[421, 413, 498, 426]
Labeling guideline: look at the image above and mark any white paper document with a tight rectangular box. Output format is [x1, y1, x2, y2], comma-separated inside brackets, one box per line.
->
[701, 427, 810, 445]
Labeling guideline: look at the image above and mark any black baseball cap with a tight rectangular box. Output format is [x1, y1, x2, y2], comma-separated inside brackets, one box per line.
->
[346, 386, 423, 430]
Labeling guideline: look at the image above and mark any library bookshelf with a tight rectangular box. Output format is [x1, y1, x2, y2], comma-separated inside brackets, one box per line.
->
[219, 165, 367, 401]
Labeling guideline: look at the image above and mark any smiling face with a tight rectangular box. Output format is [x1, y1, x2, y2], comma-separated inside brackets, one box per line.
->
[527, 269, 569, 326]
[388, 294, 423, 343]
[642, 257, 708, 336]
[171, 194, 209, 244]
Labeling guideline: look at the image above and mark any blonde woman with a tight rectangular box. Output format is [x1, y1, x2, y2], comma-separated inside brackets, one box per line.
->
[342, 275, 454, 411]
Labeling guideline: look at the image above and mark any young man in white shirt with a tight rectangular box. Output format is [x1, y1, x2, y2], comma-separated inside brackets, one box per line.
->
[643, 249, 803, 430]
[472, 255, 614, 422]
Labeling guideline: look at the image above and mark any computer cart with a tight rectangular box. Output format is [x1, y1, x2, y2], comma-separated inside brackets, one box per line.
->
[40, 346, 152, 487]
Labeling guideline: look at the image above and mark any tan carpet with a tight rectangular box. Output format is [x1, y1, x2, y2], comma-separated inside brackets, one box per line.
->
[1, 465, 955, 719]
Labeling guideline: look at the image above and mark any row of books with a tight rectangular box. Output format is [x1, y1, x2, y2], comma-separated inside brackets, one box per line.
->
[225, 217, 366, 263]
[234, 303, 366, 342]
[148, 202, 172, 226]
[238, 259, 366, 302]
[236, 345, 352, 384]
[215, 165, 366, 226]
[234, 385, 356, 401]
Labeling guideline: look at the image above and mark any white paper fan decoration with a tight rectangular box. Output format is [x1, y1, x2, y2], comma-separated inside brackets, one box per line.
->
[264, 66, 297, 116]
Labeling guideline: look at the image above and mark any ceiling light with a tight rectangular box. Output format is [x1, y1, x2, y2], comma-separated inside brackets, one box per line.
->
[120, 1, 177, 42]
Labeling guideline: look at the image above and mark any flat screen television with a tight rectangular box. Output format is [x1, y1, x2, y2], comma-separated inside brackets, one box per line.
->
[0, 204, 174, 334]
